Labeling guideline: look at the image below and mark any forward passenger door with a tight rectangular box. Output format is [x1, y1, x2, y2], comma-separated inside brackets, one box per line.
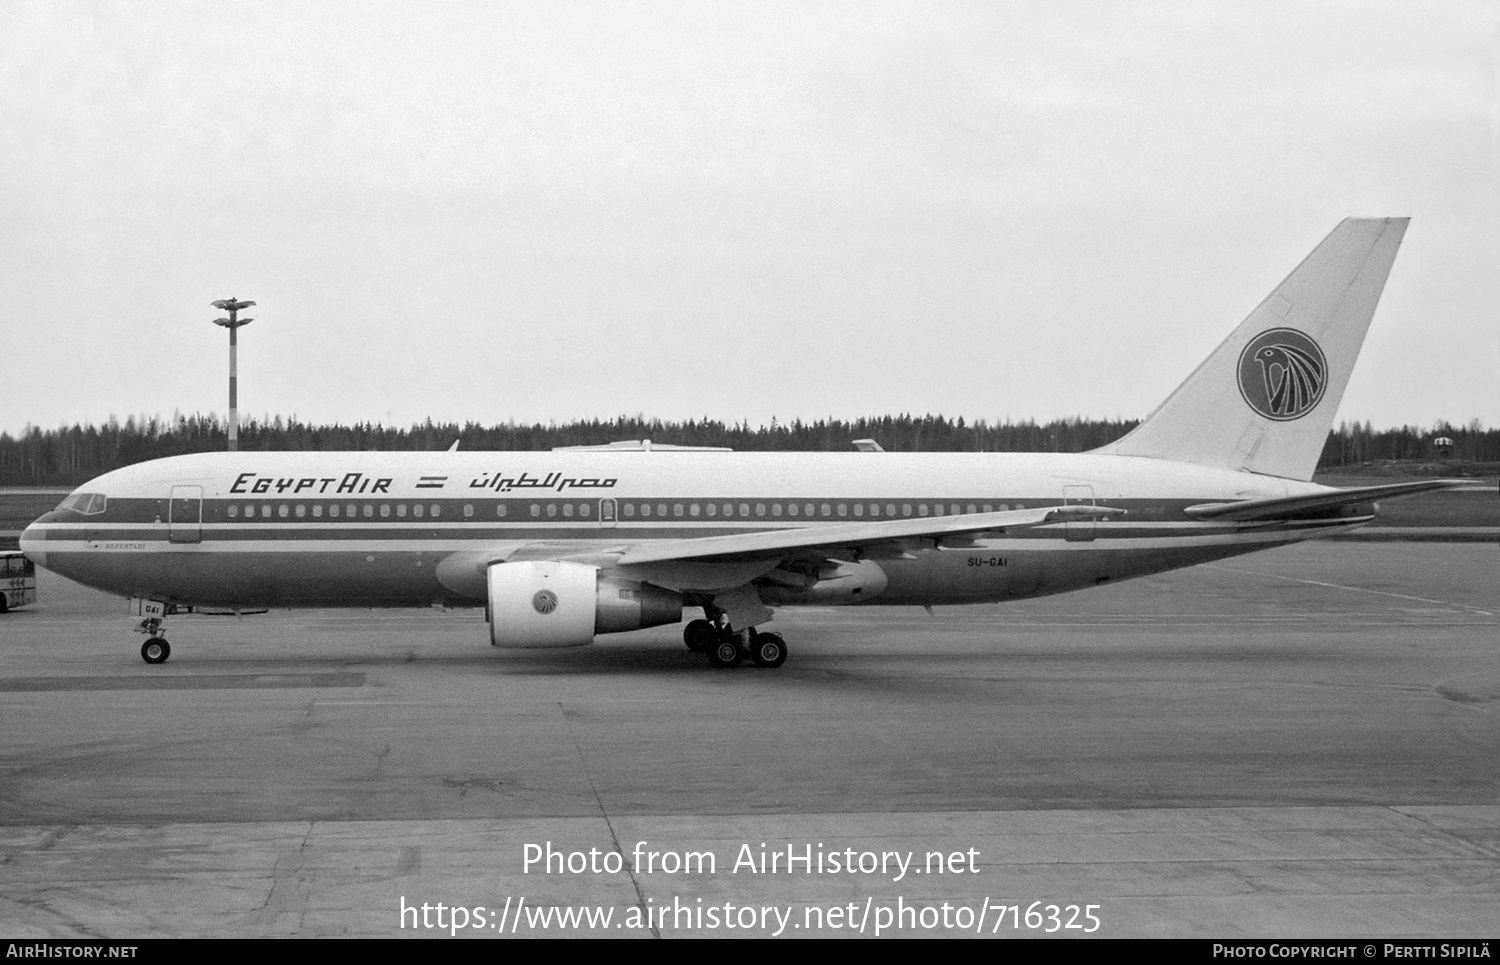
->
[169, 485, 202, 544]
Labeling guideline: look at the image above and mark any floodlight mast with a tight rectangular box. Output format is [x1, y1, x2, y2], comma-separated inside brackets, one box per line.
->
[211, 297, 256, 452]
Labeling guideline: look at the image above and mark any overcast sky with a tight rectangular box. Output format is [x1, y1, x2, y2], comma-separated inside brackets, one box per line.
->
[3, 1, 1495, 438]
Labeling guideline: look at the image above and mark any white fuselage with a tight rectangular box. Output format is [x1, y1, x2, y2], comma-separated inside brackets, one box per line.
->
[21, 449, 1346, 612]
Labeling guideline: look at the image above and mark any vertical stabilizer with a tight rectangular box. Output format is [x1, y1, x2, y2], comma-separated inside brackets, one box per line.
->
[1097, 218, 1408, 481]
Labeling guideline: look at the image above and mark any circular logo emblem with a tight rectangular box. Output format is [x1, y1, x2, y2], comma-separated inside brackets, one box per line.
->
[532, 590, 559, 615]
[1237, 328, 1328, 421]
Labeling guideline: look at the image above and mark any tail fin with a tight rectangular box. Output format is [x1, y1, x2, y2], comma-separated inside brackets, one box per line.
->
[1096, 217, 1409, 481]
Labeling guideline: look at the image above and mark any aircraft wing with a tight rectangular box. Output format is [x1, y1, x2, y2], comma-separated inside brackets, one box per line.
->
[615, 503, 1116, 565]
[434, 504, 1116, 600]
[1182, 479, 1462, 522]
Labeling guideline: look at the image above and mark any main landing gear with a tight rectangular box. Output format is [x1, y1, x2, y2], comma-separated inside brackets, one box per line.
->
[683, 617, 787, 669]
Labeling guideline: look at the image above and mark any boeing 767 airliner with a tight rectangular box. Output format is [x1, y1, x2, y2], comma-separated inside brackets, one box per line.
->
[19, 218, 1453, 668]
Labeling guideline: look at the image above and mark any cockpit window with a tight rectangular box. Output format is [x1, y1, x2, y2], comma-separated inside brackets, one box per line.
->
[55, 492, 107, 515]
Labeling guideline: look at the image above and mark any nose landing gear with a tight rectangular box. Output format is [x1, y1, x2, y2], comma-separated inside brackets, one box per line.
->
[132, 598, 172, 664]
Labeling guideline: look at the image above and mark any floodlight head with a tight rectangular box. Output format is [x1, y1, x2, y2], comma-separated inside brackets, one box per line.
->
[213, 317, 231, 327]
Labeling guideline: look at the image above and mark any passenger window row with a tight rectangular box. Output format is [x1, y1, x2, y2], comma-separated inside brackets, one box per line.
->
[618, 501, 1015, 519]
[228, 502, 445, 520]
[221, 500, 1022, 521]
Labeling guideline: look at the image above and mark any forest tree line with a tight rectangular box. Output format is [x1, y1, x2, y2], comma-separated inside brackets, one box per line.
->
[1, 413, 1494, 486]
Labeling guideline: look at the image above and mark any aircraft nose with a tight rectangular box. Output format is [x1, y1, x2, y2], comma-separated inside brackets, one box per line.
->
[19, 519, 46, 569]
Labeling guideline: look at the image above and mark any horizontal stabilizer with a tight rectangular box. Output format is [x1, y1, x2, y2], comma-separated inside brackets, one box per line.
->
[1183, 480, 1462, 522]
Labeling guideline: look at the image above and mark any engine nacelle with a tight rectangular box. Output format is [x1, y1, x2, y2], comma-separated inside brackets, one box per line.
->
[487, 560, 682, 648]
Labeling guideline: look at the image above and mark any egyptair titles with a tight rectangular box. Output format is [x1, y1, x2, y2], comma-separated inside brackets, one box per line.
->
[468, 471, 618, 493]
[226, 471, 619, 496]
[230, 472, 393, 495]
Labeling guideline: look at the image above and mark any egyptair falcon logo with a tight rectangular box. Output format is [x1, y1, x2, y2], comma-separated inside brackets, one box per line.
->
[1237, 328, 1328, 421]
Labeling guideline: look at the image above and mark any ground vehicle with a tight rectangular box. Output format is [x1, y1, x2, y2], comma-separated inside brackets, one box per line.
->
[1, 550, 38, 612]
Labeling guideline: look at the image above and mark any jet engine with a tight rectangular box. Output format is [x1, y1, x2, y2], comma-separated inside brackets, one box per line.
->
[487, 560, 682, 648]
